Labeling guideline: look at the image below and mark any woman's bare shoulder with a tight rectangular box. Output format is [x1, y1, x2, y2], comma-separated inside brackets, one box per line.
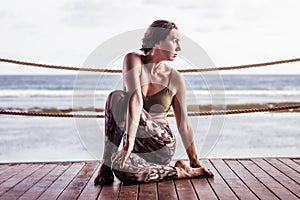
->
[164, 64, 183, 82]
[124, 52, 143, 62]
[123, 52, 143, 71]
[164, 64, 185, 92]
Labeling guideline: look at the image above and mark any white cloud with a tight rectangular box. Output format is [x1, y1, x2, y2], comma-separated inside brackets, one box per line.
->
[0, 9, 14, 19]
[0, 0, 299, 74]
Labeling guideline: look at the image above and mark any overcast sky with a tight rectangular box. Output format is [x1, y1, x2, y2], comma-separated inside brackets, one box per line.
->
[1, 0, 300, 74]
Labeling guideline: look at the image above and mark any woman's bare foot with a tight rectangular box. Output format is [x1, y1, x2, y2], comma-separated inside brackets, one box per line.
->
[175, 160, 214, 179]
[94, 164, 114, 185]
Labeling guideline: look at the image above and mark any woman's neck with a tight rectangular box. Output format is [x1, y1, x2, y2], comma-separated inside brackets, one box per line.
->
[142, 52, 164, 74]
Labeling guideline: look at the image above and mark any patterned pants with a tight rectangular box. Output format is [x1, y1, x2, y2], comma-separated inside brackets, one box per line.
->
[102, 90, 178, 183]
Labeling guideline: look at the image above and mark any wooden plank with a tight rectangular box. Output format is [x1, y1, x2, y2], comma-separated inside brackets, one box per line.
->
[97, 180, 121, 199]
[0, 164, 31, 185]
[278, 158, 300, 173]
[77, 162, 102, 200]
[174, 179, 197, 200]
[225, 159, 277, 200]
[239, 159, 298, 200]
[118, 183, 139, 200]
[157, 180, 177, 199]
[292, 158, 300, 165]
[202, 160, 238, 199]
[191, 177, 217, 200]
[0, 164, 10, 175]
[37, 162, 85, 200]
[252, 159, 300, 198]
[19, 163, 71, 200]
[211, 159, 258, 199]
[0, 158, 298, 200]
[0, 164, 56, 199]
[139, 182, 158, 200]
[57, 161, 99, 200]
[0, 163, 42, 196]
[265, 158, 300, 184]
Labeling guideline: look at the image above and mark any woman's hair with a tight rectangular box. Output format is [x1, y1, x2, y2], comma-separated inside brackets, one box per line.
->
[140, 20, 178, 54]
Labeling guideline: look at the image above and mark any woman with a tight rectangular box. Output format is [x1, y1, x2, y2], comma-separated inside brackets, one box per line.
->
[94, 20, 213, 185]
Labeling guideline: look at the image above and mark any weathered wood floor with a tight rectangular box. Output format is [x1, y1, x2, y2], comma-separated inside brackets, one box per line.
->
[0, 158, 299, 200]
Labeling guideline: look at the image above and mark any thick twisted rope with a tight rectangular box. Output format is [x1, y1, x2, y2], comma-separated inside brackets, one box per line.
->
[1, 104, 299, 118]
[179, 57, 300, 73]
[174, 104, 300, 117]
[0, 58, 120, 73]
[1, 57, 300, 73]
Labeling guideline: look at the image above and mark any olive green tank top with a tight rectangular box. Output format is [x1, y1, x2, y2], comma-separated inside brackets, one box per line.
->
[142, 69, 173, 113]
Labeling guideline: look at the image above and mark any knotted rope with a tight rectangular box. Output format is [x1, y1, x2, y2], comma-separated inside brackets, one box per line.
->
[1, 57, 300, 73]
[1, 104, 299, 118]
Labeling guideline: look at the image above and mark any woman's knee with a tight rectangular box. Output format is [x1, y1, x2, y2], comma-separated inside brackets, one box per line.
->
[106, 90, 127, 119]
[107, 90, 124, 105]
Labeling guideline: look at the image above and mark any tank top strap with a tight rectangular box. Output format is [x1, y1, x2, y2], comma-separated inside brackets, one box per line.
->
[167, 68, 173, 87]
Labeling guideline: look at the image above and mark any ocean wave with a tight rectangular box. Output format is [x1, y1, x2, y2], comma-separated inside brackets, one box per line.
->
[189, 90, 300, 96]
[0, 90, 113, 97]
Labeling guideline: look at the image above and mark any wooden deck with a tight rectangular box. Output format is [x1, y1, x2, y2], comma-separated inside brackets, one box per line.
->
[0, 158, 299, 200]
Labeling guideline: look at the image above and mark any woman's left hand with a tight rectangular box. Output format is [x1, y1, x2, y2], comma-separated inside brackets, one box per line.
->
[111, 142, 133, 169]
[111, 149, 131, 169]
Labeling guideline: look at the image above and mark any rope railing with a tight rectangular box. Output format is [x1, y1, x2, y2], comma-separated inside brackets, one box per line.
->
[1, 57, 300, 73]
[1, 104, 299, 118]
[1, 57, 299, 118]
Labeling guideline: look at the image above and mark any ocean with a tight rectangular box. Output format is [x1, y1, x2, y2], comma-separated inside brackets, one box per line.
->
[0, 74, 299, 162]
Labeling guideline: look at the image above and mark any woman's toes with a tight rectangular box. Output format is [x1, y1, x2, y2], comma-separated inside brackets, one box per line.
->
[176, 161, 214, 179]
[202, 167, 214, 177]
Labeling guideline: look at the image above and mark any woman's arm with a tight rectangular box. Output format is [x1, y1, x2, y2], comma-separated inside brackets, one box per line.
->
[112, 53, 143, 168]
[172, 72, 202, 167]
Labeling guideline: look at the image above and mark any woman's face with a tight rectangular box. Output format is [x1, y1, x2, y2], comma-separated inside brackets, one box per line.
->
[157, 29, 181, 61]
